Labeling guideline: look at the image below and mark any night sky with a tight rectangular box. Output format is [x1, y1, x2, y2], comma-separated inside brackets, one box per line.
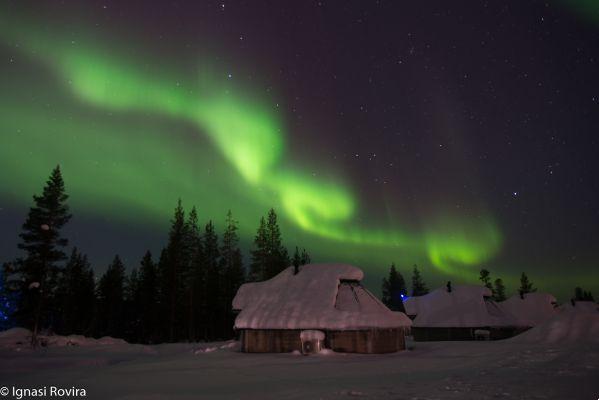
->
[1, 1, 598, 300]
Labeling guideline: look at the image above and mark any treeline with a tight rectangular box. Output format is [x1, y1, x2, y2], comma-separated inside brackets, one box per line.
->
[1, 166, 309, 345]
[380, 264, 594, 311]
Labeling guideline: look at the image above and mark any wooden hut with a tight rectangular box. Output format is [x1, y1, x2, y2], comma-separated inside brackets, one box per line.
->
[232, 263, 412, 353]
[410, 284, 522, 341]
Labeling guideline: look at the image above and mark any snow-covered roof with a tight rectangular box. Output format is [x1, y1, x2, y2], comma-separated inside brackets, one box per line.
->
[233, 263, 412, 330]
[497, 292, 558, 327]
[412, 284, 513, 328]
[558, 300, 598, 313]
[404, 296, 421, 316]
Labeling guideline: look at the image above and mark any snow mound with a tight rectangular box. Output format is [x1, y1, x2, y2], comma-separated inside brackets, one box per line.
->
[233, 264, 411, 330]
[510, 307, 599, 344]
[193, 340, 240, 354]
[412, 284, 511, 327]
[96, 336, 128, 346]
[194, 346, 218, 354]
[0, 327, 31, 348]
[0, 328, 128, 349]
[497, 292, 558, 327]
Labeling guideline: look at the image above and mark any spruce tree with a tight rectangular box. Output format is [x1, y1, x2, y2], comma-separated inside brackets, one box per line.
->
[584, 291, 595, 301]
[292, 247, 301, 275]
[56, 248, 95, 335]
[264, 208, 289, 279]
[249, 217, 268, 281]
[14, 166, 72, 345]
[183, 207, 202, 342]
[138, 251, 158, 343]
[203, 220, 221, 339]
[124, 268, 141, 342]
[411, 265, 429, 296]
[300, 248, 311, 265]
[493, 278, 506, 301]
[183, 207, 200, 272]
[160, 200, 187, 342]
[96, 255, 126, 338]
[381, 263, 406, 312]
[574, 287, 594, 302]
[219, 210, 245, 338]
[446, 281, 452, 293]
[519, 272, 536, 298]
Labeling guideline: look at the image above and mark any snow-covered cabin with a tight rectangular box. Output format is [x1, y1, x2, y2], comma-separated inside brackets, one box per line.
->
[497, 292, 558, 328]
[232, 263, 412, 353]
[410, 284, 521, 341]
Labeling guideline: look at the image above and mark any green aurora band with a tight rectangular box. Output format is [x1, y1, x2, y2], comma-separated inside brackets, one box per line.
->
[0, 12, 501, 277]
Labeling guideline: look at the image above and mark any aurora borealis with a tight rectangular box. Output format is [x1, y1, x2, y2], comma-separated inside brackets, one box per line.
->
[1, 1, 598, 299]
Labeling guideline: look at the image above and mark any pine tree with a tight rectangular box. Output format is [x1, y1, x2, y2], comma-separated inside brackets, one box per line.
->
[381, 263, 406, 312]
[264, 208, 289, 279]
[203, 220, 221, 339]
[249, 217, 268, 281]
[55, 248, 95, 335]
[493, 278, 506, 301]
[292, 247, 301, 275]
[411, 265, 429, 296]
[519, 272, 536, 298]
[138, 251, 159, 343]
[14, 166, 72, 346]
[96, 255, 126, 338]
[160, 199, 187, 342]
[300, 248, 311, 265]
[220, 210, 245, 338]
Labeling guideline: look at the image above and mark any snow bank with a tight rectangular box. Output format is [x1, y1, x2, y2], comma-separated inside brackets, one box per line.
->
[0, 327, 31, 348]
[233, 264, 411, 330]
[497, 292, 558, 327]
[510, 306, 599, 344]
[412, 285, 512, 328]
[0, 328, 127, 349]
[193, 341, 239, 354]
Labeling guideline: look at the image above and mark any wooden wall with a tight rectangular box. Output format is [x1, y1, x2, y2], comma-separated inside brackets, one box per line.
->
[328, 328, 406, 353]
[240, 328, 407, 353]
[240, 329, 303, 353]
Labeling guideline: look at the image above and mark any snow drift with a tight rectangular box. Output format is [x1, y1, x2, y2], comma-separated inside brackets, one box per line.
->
[0, 328, 127, 349]
[510, 305, 599, 344]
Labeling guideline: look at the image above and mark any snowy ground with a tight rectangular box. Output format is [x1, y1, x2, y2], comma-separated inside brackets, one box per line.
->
[0, 335, 597, 400]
